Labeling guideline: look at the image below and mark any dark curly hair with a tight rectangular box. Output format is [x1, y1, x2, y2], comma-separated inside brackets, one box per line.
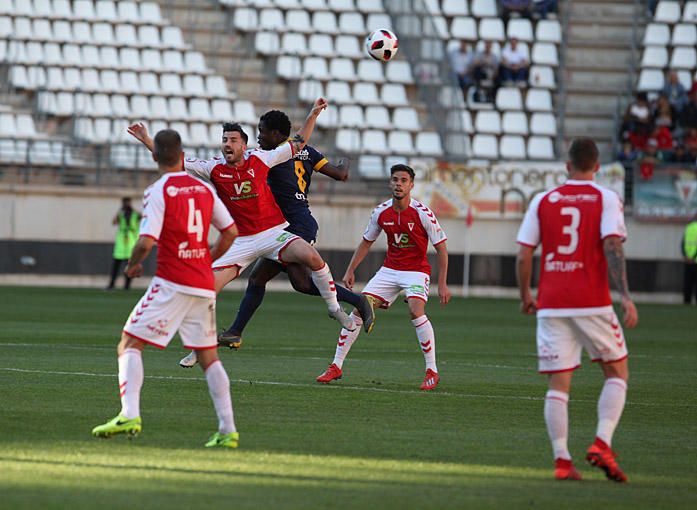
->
[259, 110, 292, 137]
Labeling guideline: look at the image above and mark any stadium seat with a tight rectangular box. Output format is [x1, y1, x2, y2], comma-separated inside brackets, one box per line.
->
[472, 134, 498, 159]
[326, 58, 354, 82]
[449, 16, 477, 40]
[130, 95, 151, 118]
[507, 18, 534, 42]
[163, 50, 185, 72]
[185, 51, 209, 73]
[672, 23, 697, 45]
[43, 43, 62, 64]
[392, 107, 420, 131]
[501, 111, 528, 135]
[339, 12, 366, 36]
[326, 80, 352, 104]
[286, 10, 313, 33]
[388, 131, 413, 154]
[386, 61, 414, 84]
[277, 55, 302, 79]
[211, 99, 234, 122]
[32, 19, 53, 42]
[33, 0, 53, 18]
[150, 96, 170, 119]
[142, 49, 163, 70]
[24, 42, 44, 65]
[119, 48, 142, 70]
[358, 60, 385, 82]
[415, 132, 442, 156]
[335, 128, 361, 152]
[335, 35, 362, 58]
[495, 87, 523, 111]
[339, 104, 365, 127]
[96, 1, 118, 22]
[260, 8, 285, 31]
[442, 0, 469, 16]
[356, 0, 385, 13]
[429, 16, 450, 39]
[471, 0, 497, 17]
[637, 68, 665, 90]
[366, 13, 393, 30]
[119, 71, 140, 94]
[531, 43, 559, 66]
[329, 0, 357, 12]
[643, 23, 670, 45]
[161, 73, 183, 95]
[234, 8, 259, 31]
[46, 67, 65, 91]
[318, 104, 339, 127]
[73, 0, 96, 20]
[309, 34, 335, 57]
[381, 83, 408, 106]
[78, 69, 100, 92]
[671, 46, 697, 68]
[207, 76, 229, 97]
[111, 94, 131, 117]
[358, 155, 386, 179]
[116, 24, 138, 47]
[189, 122, 210, 146]
[117, 1, 140, 22]
[299, 79, 325, 103]
[163, 27, 185, 48]
[527, 136, 554, 159]
[684, 1, 697, 22]
[362, 129, 389, 155]
[140, 3, 163, 24]
[530, 66, 556, 89]
[525, 88, 553, 111]
[475, 110, 501, 134]
[655, 1, 682, 23]
[365, 105, 391, 129]
[234, 100, 257, 124]
[479, 18, 505, 41]
[678, 70, 692, 88]
[641, 45, 669, 68]
[189, 98, 212, 122]
[302, 0, 329, 10]
[139, 25, 162, 47]
[530, 112, 557, 136]
[312, 11, 339, 34]
[303, 57, 329, 79]
[52, 20, 72, 42]
[354, 82, 380, 105]
[281, 33, 308, 56]
[536, 19, 562, 44]
[499, 135, 526, 159]
[184, 75, 206, 97]
[100, 70, 120, 93]
[92, 93, 113, 117]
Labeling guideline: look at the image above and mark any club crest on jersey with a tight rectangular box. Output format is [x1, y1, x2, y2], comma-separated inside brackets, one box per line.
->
[247, 169, 255, 178]
[408, 222, 414, 231]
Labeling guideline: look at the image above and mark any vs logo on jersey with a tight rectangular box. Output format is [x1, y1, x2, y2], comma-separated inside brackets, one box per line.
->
[393, 233, 410, 245]
[232, 181, 252, 195]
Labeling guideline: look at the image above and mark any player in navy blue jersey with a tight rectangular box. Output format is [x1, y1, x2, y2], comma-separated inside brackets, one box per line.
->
[180, 109, 374, 367]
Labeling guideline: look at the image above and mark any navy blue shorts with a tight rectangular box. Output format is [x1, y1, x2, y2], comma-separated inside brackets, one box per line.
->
[284, 213, 318, 244]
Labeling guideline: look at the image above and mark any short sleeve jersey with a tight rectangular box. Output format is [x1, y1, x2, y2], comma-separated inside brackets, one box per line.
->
[363, 198, 447, 275]
[183, 142, 295, 236]
[268, 144, 328, 222]
[516, 180, 627, 316]
[139, 172, 235, 297]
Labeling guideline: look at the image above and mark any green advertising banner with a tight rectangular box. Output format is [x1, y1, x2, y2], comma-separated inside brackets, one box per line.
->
[633, 164, 697, 222]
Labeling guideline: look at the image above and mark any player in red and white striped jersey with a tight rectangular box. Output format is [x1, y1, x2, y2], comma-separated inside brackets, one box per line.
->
[92, 129, 241, 448]
[316, 164, 451, 390]
[516, 138, 638, 482]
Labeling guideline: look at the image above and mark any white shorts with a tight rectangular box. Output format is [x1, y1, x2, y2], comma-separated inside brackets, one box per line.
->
[212, 226, 300, 273]
[361, 266, 430, 308]
[537, 313, 629, 373]
[123, 279, 218, 350]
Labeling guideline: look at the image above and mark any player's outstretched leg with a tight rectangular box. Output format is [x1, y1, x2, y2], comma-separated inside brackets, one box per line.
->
[199, 352, 238, 449]
[317, 311, 362, 383]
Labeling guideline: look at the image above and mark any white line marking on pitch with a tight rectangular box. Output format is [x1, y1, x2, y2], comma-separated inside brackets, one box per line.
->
[1, 367, 693, 408]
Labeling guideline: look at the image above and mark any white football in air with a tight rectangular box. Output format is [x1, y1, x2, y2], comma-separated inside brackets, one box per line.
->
[365, 29, 399, 62]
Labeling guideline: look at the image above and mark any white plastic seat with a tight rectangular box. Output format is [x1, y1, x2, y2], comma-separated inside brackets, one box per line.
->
[150, 96, 170, 119]
[643, 23, 670, 45]
[354, 82, 380, 105]
[678, 70, 692, 89]
[442, 0, 469, 16]
[33, 0, 53, 18]
[329, 0, 356, 12]
[683, 1, 697, 22]
[471, 0, 497, 17]
[167, 97, 189, 120]
[130, 95, 151, 118]
[339, 104, 365, 127]
[189, 122, 210, 146]
[52, 20, 72, 42]
[475, 110, 501, 134]
[530, 66, 556, 89]
[507, 18, 534, 42]
[637, 69, 664, 91]
[140, 2, 163, 24]
[366, 13, 393, 30]
[478, 18, 505, 41]
[282, 33, 309, 56]
[13, 17, 33, 41]
[299, 79, 324, 103]
[502, 111, 528, 135]
[139, 25, 162, 47]
[206, 76, 228, 97]
[111, 94, 131, 117]
[93, 22, 115, 44]
[530, 112, 557, 136]
[313, 11, 339, 34]
[119, 71, 140, 94]
[15, 114, 36, 137]
[381, 83, 408, 106]
[362, 129, 390, 155]
[309, 34, 335, 57]
[655, 1, 682, 23]
[92, 93, 113, 116]
[117, 1, 140, 22]
[260, 8, 285, 31]
[416, 132, 442, 156]
[671, 47, 697, 69]
[358, 155, 386, 179]
[71, 21, 92, 43]
[450, 16, 477, 40]
[79, 69, 100, 92]
[526, 88, 553, 111]
[335, 35, 362, 58]
[358, 60, 385, 82]
[527, 136, 555, 159]
[303, 57, 329, 79]
[339, 12, 366, 36]
[24, 42, 44, 65]
[392, 107, 420, 131]
[472, 134, 498, 159]
[163, 50, 185, 72]
[211, 99, 234, 121]
[388, 131, 413, 154]
[277, 55, 302, 79]
[335, 128, 361, 152]
[120, 48, 142, 70]
[96, 1, 118, 21]
[46, 67, 65, 91]
[9, 66, 29, 89]
[364, 105, 391, 129]
[160, 73, 183, 95]
[139, 72, 160, 94]
[234, 8, 259, 31]
[326, 80, 353, 104]
[43, 43, 62, 64]
[256, 32, 281, 55]
[386, 61, 414, 84]
[286, 10, 313, 33]
[447, 110, 474, 133]
[185, 51, 208, 73]
[499, 135, 526, 159]
[183, 75, 206, 96]
[32, 19, 53, 42]
[536, 19, 562, 44]
[116, 24, 138, 46]
[532, 42, 559, 66]
[672, 23, 697, 45]
[73, 0, 96, 20]
[317, 104, 339, 128]
[495, 87, 523, 111]
[162, 27, 185, 48]
[356, 0, 384, 13]
[330, 58, 357, 81]
[235, 100, 257, 124]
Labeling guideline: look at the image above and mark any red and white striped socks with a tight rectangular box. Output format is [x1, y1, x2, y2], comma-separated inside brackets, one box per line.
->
[332, 312, 363, 368]
[118, 347, 143, 420]
[311, 263, 340, 312]
[412, 315, 437, 372]
[544, 389, 570, 460]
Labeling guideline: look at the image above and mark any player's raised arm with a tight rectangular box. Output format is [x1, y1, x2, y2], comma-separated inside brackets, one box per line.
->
[291, 97, 328, 153]
[434, 242, 451, 306]
[603, 236, 638, 328]
[127, 122, 154, 152]
[318, 157, 350, 182]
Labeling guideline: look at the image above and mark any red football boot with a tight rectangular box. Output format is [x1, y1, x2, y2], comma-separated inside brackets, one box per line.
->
[316, 363, 342, 383]
[586, 438, 628, 483]
[554, 458, 582, 481]
[420, 369, 440, 391]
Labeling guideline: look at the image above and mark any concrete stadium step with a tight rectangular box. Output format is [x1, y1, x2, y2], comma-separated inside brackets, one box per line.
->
[566, 21, 637, 44]
[569, 0, 644, 19]
[564, 92, 624, 115]
[564, 116, 617, 134]
[566, 69, 633, 90]
[566, 46, 632, 69]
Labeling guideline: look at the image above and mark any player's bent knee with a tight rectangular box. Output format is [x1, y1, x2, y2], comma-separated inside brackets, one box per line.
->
[601, 359, 629, 381]
[197, 349, 220, 370]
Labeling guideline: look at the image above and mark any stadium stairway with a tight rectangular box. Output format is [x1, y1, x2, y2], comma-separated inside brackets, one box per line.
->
[562, 0, 645, 161]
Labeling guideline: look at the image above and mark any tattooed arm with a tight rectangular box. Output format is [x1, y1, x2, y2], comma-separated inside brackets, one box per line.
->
[603, 236, 638, 328]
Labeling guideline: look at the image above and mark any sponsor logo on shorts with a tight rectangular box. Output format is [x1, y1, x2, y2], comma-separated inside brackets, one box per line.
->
[276, 232, 294, 242]
[407, 284, 426, 295]
[146, 323, 169, 337]
[538, 354, 559, 361]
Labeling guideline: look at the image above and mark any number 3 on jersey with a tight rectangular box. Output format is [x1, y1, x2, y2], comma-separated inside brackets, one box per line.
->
[187, 197, 203, 242]
[558, 206, 580, 254]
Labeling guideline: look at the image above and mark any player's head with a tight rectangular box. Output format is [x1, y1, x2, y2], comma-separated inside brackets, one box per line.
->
[221, 122, 248, 165]
[153, 129, 183, 171]
[258, 110, 292, 150]
[121, 197, 131, 208]
[567, 137, 599, 175]
[389, 164, 415, 200]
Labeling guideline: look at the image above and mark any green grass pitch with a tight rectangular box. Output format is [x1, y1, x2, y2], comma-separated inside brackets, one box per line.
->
[0, 286, 695, 509]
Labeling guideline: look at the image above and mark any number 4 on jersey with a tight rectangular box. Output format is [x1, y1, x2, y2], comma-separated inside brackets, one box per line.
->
[187, 198, 203, 242]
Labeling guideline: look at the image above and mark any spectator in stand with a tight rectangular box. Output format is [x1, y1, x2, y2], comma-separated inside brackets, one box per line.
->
[532, 0, 558, 18]
[672, 144, 693, 163]
[684, 128, 697, 152]
[622, 92, 652, 147]
[500, 38, 530, 87]
[471, 41, 500, 102]
[642, 139, 667, 163]
[654, 95, 675, 130]
[500, 0, 532, 22]
[663, 71, 689, 112]
[617, 141, 640, 163]
[680, 91, 697, 130]
[649, 124, 673, 153]
[448, 40, 475, 96]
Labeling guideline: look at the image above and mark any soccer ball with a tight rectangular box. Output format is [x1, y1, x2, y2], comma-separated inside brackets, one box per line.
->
[365, 29, 399, 62]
